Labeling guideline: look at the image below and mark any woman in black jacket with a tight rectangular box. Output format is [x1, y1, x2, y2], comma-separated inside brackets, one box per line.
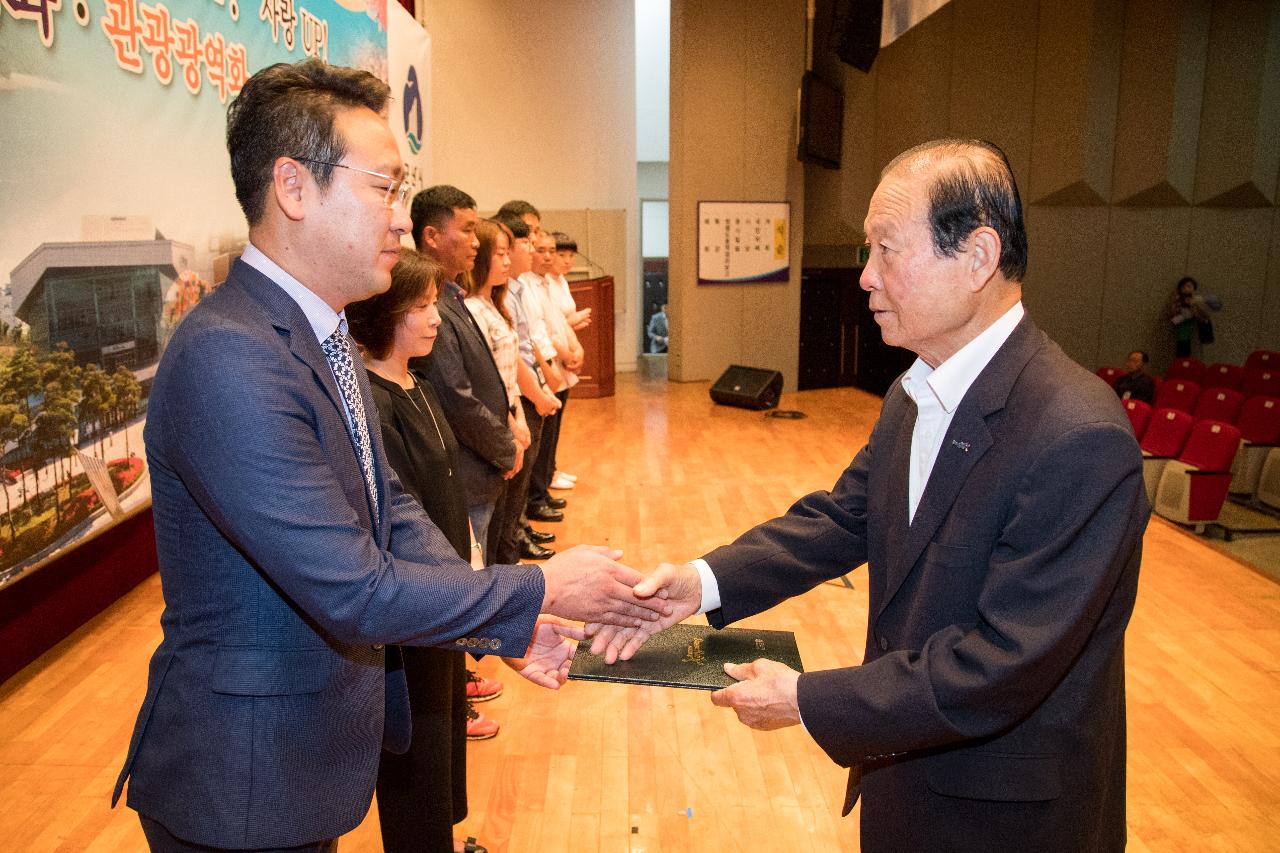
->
[347, 249, 580, 853]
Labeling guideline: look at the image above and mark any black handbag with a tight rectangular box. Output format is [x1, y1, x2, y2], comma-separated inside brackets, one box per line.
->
[1197, 319, 1215, 344]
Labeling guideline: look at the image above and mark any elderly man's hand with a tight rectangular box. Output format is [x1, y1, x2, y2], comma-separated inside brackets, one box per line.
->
[710, 659, 801, 731]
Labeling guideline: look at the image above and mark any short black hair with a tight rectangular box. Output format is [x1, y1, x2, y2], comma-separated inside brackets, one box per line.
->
[492, 211, 530, 239]
[884, 139, 1028, 283]
[347, 249, 442, 361]
[1177, 276, 1198, 290]
[552, 231, 577, 253]
[411, 185, 477, 249]
[496, 200, 540, 220]
[226, 59, 389, 225]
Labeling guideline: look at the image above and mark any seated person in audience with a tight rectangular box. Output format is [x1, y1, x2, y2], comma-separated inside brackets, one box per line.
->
[1114, 349, 1155, 404]
[348, 248, 583, 853]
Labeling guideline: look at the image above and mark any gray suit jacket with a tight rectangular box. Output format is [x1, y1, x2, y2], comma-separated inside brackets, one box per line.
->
[112, 260, 543, 849]
[703, 317, 1148, 853]
[413, 282, 515, 506]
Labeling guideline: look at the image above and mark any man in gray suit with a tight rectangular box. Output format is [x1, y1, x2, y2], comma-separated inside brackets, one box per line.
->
[112, 60, 667, 852]
[596, 139, 1149, 852]
[410, 185, 517, 562]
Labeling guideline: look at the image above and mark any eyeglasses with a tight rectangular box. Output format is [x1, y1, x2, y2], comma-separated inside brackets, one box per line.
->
[294, 157, 411, 208]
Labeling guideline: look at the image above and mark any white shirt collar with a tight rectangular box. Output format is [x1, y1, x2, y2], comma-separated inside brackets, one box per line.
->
[240, 242, 344, 344]
[902, 302, 1025, 414]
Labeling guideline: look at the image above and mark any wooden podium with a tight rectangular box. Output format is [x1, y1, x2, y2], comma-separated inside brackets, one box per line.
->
[567, 275, 615, 398]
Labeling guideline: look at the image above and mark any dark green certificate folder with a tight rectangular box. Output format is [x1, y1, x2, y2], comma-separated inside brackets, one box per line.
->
[568, 623, 804, 691]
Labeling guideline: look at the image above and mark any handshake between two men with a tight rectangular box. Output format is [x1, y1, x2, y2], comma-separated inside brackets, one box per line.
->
[523, 549, 802, 733]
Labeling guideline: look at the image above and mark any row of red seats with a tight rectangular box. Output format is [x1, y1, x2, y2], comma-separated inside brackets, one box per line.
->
[1150, 380, 1276, 422]
[1125, 396, 1280, 529]
[1166, 350, 1279, 387]
[1097, 350, 1280, 401]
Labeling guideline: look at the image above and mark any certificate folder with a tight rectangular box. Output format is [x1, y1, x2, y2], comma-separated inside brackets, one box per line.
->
[569, 623, 803, 691]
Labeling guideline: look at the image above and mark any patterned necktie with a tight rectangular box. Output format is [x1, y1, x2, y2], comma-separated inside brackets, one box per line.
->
[321, 326, 379, 518]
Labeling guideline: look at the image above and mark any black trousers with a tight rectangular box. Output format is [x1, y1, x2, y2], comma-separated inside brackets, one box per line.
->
[375, 648, 468, 853]
[496, 397, 545, 564]
[139, 815, 337, 852]
[528, 388, 569, 508]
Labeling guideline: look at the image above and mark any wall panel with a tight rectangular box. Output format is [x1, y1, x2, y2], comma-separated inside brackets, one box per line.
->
[1022, 207, 1111, 367]
[1193, 0, 1280, 206]
[1111, 0, 1210, 206]
[873, 4, 953, 172]
[1100, 209, 1194, 367]
[1185, 209, 1274, 366]
[1263, 210, 1280, 354]
[669, 0, 806, 387]
[1028, 0, 1125, 205]
[948, 0, 1038, 184]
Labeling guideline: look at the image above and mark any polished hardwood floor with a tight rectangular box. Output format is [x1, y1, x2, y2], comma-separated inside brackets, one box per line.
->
[1, 373, 1277, 852]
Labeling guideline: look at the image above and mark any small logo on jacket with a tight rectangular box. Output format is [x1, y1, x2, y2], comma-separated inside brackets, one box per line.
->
[950, 439, 971, 452]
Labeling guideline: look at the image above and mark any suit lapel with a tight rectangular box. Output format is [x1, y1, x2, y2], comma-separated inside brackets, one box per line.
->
[233, 261, 382, 531]
[444, 284, 508, 390]
[879, 387, 916, 599]
[878, 316, 1043, 614]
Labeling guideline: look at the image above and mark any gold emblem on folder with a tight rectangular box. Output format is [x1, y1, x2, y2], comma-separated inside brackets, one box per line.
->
[682, 637, 705, 665]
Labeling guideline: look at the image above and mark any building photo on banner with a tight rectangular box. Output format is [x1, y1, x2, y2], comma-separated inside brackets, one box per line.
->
[0, 0, 430, 590]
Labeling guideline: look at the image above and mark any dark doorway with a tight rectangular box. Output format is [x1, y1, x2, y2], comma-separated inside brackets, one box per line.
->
[798, 266, 914, 396]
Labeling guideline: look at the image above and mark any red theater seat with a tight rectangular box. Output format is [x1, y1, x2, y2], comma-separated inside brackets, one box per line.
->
[1154, 379, 1200, 414]
[1229, 396, 1280, 496]
[1123, 399, 1153, 440]
[1166, 357, 1206, 383]
[1243, 350, 1280, 374]
[1242, 369, 1280, 399]
[1153, 420, 1242, 530]
[1204, 362, 1244, 391]
[1096, 366, 1123, 388]
[1140, 408, 1195, 502]
[1192, 387, 1244, 424]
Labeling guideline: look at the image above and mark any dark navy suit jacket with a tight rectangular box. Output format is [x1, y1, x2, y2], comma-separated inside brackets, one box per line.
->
[112, 260, 544, 849]
[703, 317, 1148, 853]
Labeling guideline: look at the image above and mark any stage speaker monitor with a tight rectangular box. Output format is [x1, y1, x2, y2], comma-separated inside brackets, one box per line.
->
[834, 0, 882, 73]
[710, 365, 784, 410]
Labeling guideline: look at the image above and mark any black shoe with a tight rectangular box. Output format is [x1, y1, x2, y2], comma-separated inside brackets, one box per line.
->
[520, 539, 554, 559]
[545, 496, 567, 510]
[524, 527, 556, 544]
[527, 504, 564, 522]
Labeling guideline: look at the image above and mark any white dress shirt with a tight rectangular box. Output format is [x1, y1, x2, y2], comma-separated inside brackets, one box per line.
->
[240, 242, 342, 345]
[692, 301, 1026, 613]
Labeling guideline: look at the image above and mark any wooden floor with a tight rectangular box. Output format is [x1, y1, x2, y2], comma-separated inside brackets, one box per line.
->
[1, 373, 1278, 852]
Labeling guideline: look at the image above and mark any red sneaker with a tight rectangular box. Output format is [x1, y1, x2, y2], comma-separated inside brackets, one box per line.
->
[466, 703, 499, 741]
[465, 670, 503, 702]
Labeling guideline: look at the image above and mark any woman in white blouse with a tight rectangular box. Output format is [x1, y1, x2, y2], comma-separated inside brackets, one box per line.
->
[464, 219, 533, 478]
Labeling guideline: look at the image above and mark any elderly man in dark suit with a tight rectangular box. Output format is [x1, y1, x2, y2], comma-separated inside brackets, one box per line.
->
[410, 185, 518, 563]
[596, 139, 1149, 852]
[111, 60, 668, 852]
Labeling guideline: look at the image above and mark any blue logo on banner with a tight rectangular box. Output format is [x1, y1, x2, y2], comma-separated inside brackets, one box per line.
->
[403, 66, 423, 155]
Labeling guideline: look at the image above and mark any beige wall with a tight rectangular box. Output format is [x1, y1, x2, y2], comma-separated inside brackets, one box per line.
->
[415, 0, 641, 369]
[416, 0, 1279, 382]
[668, 0, 807, 387]
[804, 0, 1280, 372]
